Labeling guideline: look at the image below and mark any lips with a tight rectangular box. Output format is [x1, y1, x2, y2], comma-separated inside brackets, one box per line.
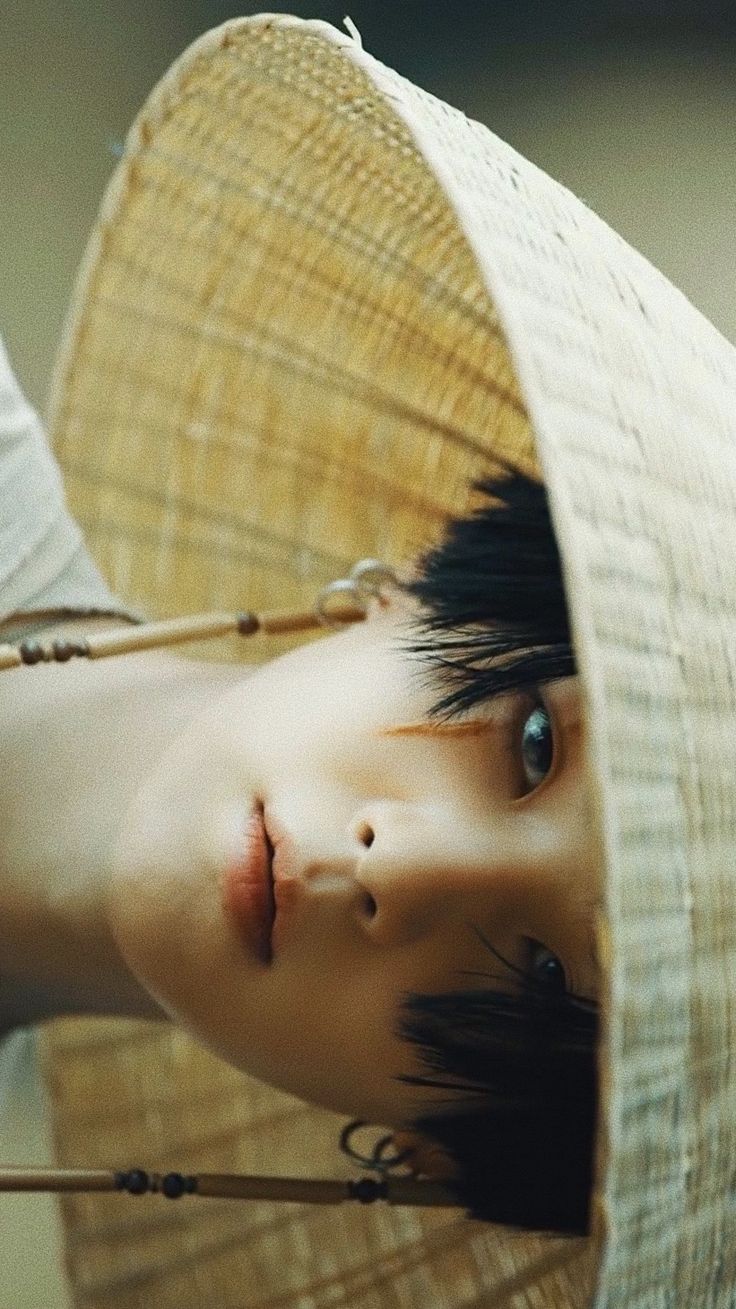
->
[221, 805, 276, 964]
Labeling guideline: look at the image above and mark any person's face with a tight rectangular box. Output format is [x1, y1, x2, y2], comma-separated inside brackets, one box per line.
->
[109, 590, 602, 1132]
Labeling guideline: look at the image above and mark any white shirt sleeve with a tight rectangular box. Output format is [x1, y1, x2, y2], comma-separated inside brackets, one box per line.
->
[0, 336, 130, 620]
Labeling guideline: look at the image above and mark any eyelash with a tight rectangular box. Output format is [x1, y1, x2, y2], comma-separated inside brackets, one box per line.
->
[467, 925, 571, 999]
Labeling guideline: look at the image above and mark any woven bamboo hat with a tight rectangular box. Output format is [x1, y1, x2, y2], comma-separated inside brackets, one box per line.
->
[38, 12, 736, 1307]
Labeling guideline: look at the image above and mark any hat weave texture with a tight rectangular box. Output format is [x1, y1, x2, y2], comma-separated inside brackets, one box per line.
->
[43, 13, 736, 1307]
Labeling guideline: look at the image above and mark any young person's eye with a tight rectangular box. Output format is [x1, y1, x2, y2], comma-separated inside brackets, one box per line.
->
[526, 938, 567, 995]
[516, 690, 555, 796]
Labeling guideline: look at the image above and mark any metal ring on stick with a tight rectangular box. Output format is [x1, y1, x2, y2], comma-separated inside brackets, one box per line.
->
[314, 578, 368, 629]
[348, 559, 399, 596]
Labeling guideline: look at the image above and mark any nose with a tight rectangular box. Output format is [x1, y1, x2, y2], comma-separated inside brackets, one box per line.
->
[348, 793, 595, 951]
[348, 798, 504, 947]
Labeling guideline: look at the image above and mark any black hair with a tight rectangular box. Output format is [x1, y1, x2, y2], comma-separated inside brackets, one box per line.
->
[391, 465, 599, 1235]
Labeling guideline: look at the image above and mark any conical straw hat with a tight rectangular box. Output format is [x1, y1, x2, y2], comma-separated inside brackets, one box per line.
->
[39, 13, 736, 1307]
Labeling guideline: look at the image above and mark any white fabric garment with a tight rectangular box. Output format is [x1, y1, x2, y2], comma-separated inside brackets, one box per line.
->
[0, 337, 138, 1307]
[0, 335, 129, 621]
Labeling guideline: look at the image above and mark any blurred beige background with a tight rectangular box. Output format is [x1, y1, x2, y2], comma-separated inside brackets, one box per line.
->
[2, 1, 735, 422]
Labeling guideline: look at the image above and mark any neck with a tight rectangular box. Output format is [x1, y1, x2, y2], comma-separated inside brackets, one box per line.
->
[0, 615, 243, 1034]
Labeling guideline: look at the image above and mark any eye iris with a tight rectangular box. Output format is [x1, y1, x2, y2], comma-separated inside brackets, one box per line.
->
[530, 943, 567, 994]
[521, 704, 553, 789]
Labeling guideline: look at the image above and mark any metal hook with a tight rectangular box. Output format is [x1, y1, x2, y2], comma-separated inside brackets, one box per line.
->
[348, 559, 399, 597]
[314, 578, 368, 628]
[339, 1119, 414, 1174]
[313, 560, 399, 629]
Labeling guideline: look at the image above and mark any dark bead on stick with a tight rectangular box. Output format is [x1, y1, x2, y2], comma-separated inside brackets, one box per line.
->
[236, 612, 260, 635]
[119, 1169, 150, 1195]
[51, 641, 77, 662]
[347, 1176, 387, 1204]
[161, 1172, 195, 1199]
[19, 640, 46, 665]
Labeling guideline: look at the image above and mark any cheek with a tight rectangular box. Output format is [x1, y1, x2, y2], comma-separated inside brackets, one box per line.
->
[209, 968, 422, 1124]
[215, 644, 374, 762]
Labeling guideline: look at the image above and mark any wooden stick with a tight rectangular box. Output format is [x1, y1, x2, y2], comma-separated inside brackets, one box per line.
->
[258, 604, 365, 634]
[0, 1168, 120, 1193]
[0, 601, 368, 671]
[0, 645, 22, 670]
[0, 1167, 457, 1207]
[85, 612, 252, 657]
[193, 1172, 456, 1206]
[83, 603, 366, 654]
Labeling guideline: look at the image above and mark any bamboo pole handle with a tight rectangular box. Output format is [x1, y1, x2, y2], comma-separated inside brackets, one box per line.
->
[258, 604, 365, 634]
[0, 601, 368, 670]
[0, 1166, 457, 1207]
[0, 1168, 118, 1193]
[0, 644, 22, 669]
[85, 612, 253, 657]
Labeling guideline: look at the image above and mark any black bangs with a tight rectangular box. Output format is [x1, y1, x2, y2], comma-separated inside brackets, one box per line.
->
[400, 468, 577, 717]
[392, 927, 598, 1234]
[396, 925, 597, 1103]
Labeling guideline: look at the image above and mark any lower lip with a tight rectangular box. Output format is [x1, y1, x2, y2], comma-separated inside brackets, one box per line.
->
[221, 807, 275, 964]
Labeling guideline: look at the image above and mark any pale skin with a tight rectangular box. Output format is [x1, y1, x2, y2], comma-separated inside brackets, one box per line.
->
[0, 589, 603, 1181]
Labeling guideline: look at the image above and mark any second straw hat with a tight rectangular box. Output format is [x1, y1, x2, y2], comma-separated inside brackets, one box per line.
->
[44, 13, 736, 1307]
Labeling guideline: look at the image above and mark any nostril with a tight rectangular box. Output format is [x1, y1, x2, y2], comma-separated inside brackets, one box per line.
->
[357, 822, 375, 848]
[362, 892, 378, 919]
